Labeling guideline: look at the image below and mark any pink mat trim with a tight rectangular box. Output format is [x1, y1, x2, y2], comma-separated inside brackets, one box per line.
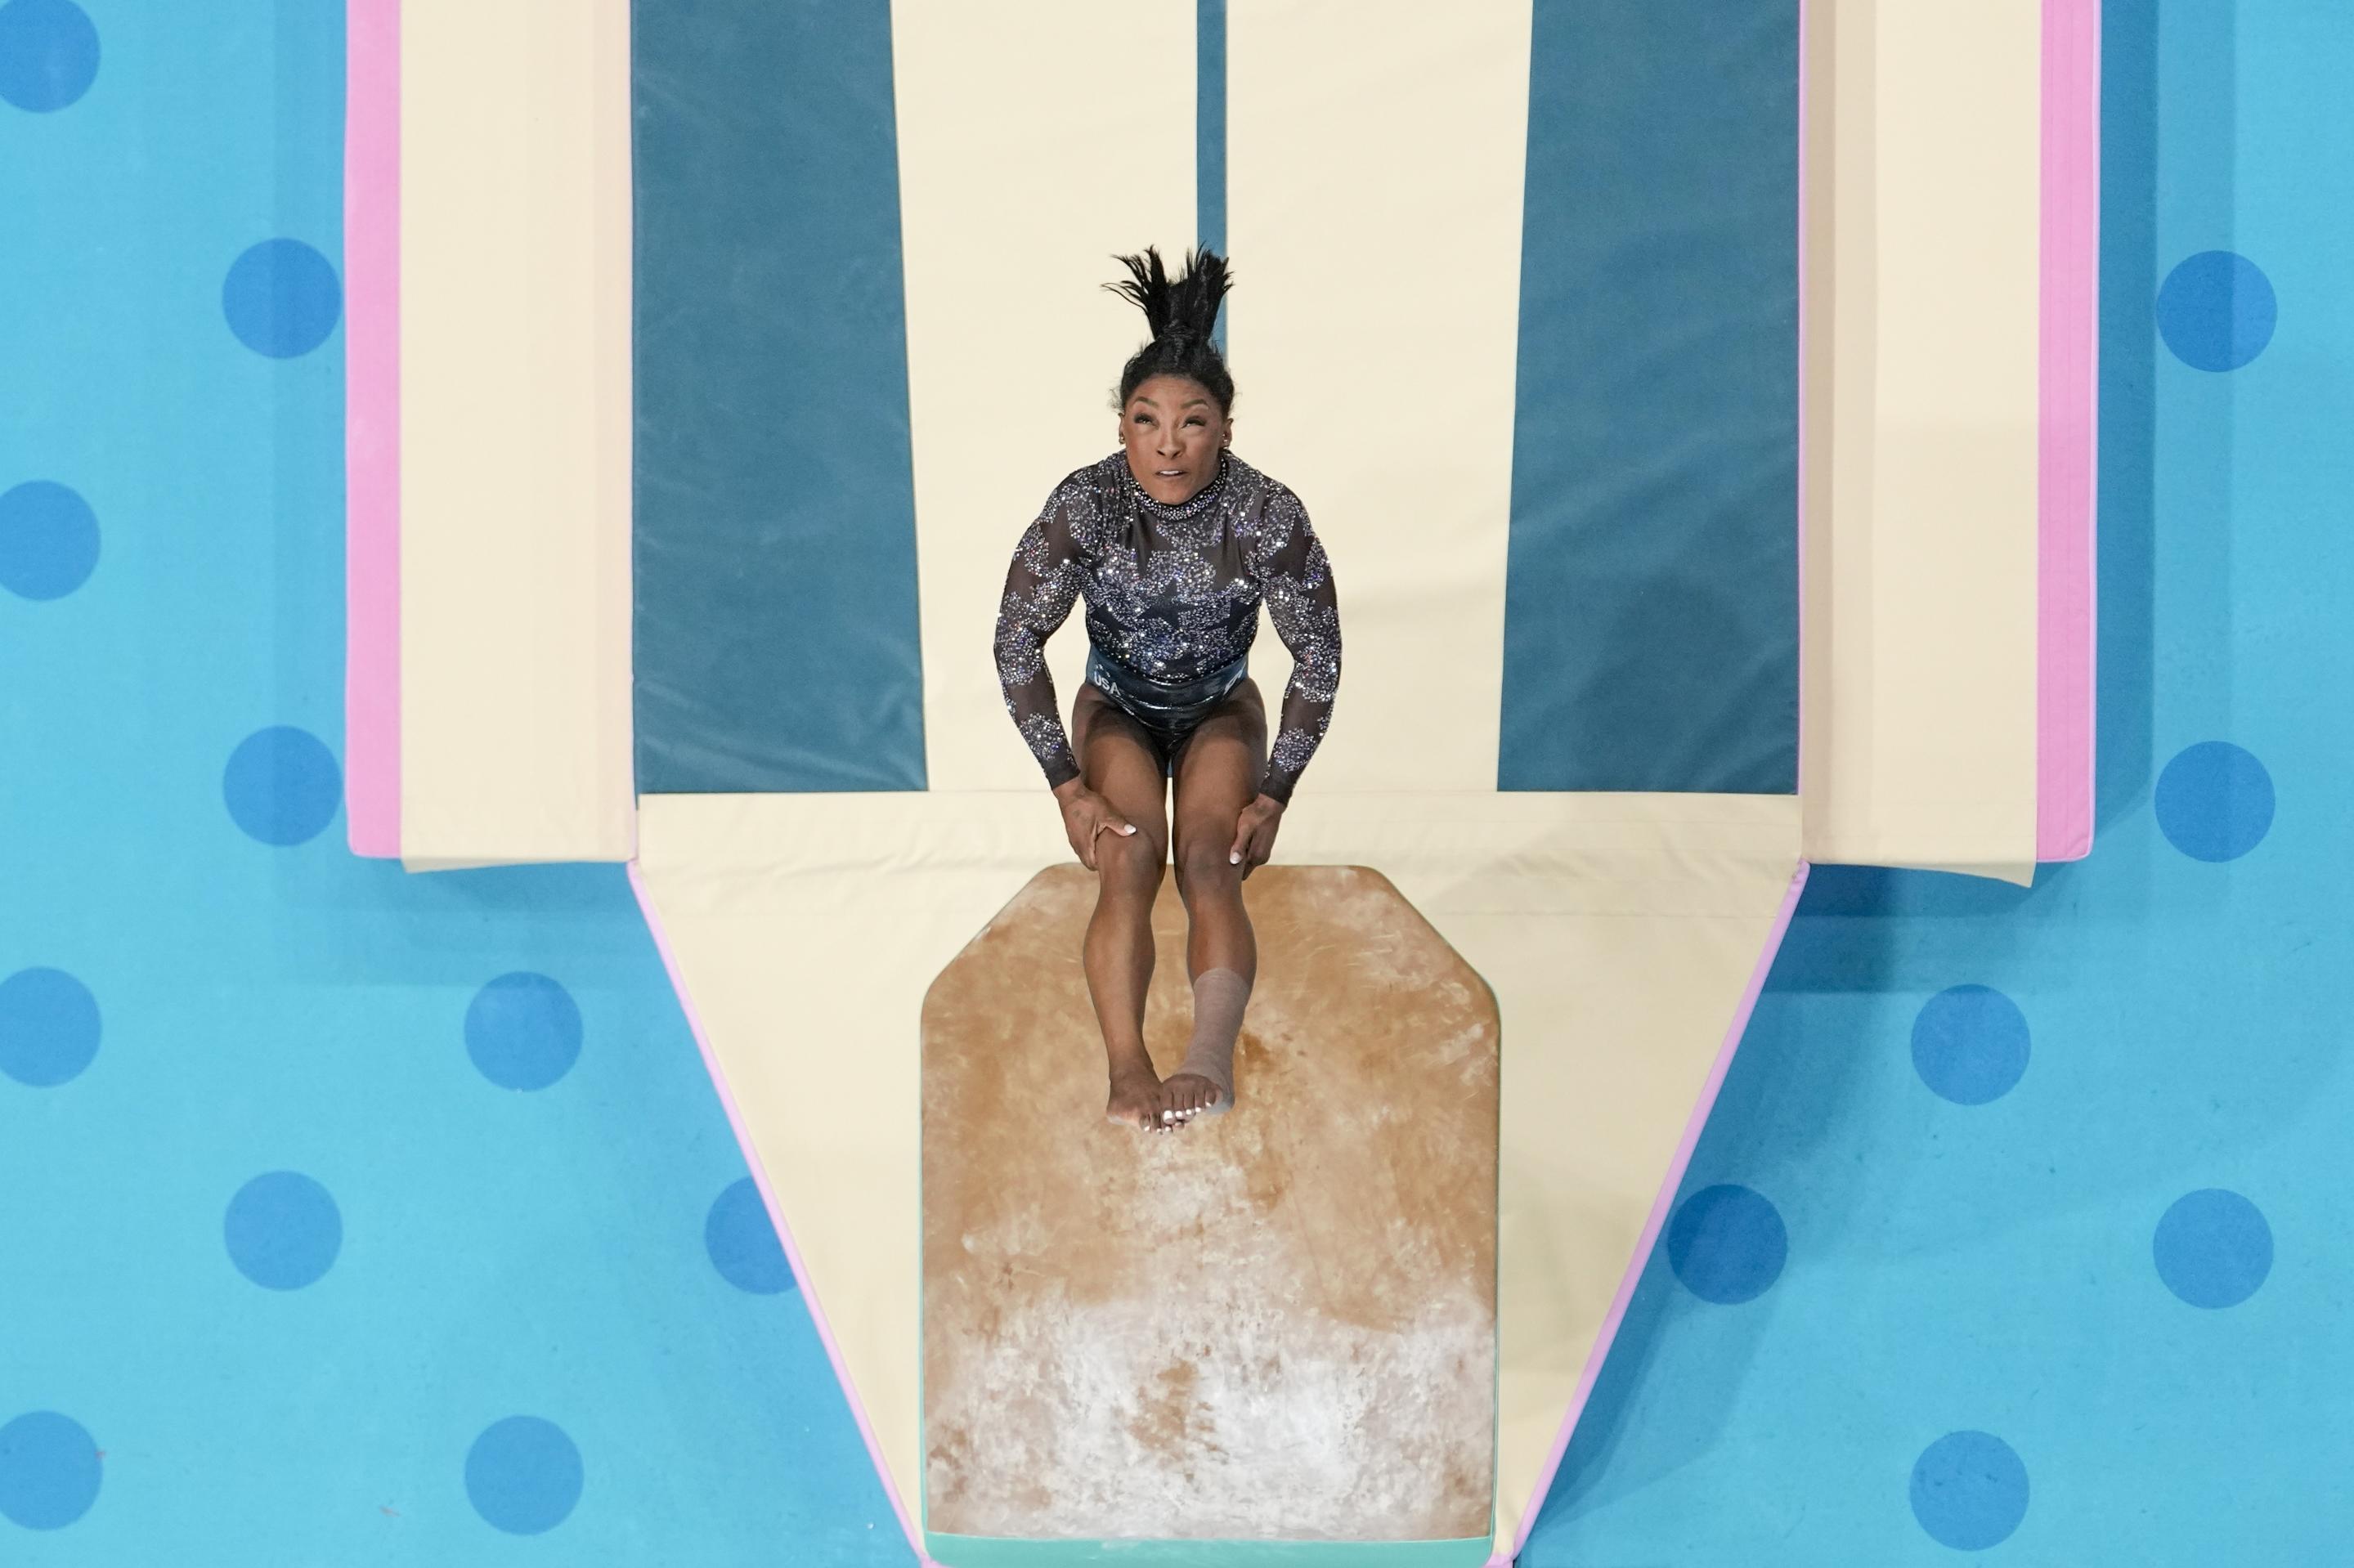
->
[343, 0, 401, 858]
[1507, 860, 1811, 1560]
[625, 863, 929, 1562]
[2037, 0, 2101, 862]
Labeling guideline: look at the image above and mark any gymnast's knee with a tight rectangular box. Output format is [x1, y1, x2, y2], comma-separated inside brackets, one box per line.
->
[1172, 836, 1240, 902]
[1094, 823, 1168, 896]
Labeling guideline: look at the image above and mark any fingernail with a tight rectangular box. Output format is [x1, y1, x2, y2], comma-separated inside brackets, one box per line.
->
[1123, 824, 1137, 835]
[1230, 850, 1240, 864]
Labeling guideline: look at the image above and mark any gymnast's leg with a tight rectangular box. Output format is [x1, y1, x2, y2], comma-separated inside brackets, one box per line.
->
[1070, 683, 1174, 1131]
[1162, 678, 1269, 1124]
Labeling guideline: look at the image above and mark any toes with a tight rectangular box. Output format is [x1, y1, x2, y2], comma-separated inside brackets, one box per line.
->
[1143, 1077, 1227, 1127]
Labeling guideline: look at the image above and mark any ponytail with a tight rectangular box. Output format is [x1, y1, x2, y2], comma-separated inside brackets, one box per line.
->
[1105, 245, 1236, 413]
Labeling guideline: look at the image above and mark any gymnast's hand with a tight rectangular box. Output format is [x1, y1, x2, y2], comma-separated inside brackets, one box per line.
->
[1229, 793, 1284, 880]
[1053, 777, 1137, 871]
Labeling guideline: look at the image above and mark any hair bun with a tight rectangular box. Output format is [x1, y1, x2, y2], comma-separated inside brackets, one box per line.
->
[1106, 246, 1231, 345]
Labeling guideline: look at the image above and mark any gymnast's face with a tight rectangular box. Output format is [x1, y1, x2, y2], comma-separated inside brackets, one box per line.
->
[1119, 375, 1231, 506]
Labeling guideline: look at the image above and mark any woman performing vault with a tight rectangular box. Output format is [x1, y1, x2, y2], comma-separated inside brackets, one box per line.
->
[993, 246, 1342, 1134]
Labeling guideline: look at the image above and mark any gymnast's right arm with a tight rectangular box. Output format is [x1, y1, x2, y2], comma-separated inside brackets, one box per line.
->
[993, 491, 1086, 789]
[993, 491, 1138, 866]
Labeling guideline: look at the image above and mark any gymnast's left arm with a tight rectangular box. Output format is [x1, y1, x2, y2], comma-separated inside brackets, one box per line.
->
[1233, 486, 1341, 871]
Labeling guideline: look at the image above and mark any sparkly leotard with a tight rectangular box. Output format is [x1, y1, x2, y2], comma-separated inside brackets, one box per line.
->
[993, 450, 1341, 804]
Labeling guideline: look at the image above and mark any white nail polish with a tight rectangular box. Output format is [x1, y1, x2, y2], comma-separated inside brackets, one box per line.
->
[1229, 850, 1240, 864]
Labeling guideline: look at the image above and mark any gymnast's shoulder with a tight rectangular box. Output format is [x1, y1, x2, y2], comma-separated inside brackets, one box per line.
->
[1225, 454, 1311, 530]
[1039, 453, 1128, 515]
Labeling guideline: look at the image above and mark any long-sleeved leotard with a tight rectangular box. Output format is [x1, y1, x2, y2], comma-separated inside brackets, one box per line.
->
[992, 450, 1341, 804]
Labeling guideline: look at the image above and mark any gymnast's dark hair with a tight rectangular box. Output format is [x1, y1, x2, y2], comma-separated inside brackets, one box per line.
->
[1105, 245, 1235, 414]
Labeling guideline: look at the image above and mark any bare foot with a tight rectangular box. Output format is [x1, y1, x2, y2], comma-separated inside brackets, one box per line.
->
[1158, 1071, 1228, 1126]
[1107, 1062, 1168, 1131]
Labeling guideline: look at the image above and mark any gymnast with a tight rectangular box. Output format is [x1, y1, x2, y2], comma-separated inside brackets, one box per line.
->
[992, 245, 1342, 1135]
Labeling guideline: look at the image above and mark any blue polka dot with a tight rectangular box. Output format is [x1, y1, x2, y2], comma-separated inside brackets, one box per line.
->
[0, 481, 99, 601]
[2154, 1189, 2271, 1309]
[1666, 1183, 1786, 1305]
[465, 1416, 582, 1535]
[706, 1177, 796, 1295]
[0, 0, 100, 114]
[222, 726, 342, 846]
[2156, 251, 2276, 372]
[1910, 985, 2030, 1105]
[0, 966, 99, 1088]
[223, 1172, 342, 1291]
[466, 973, 582, 1091]
[222, 239, 343, 359]
[0, 1411, 101, 1530]
[1910, 1431, 2029, 1551]
[2154, 741, 2274, 862]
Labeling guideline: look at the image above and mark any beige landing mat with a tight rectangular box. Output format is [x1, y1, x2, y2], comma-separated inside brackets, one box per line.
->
[633, 790, 1801, 1558]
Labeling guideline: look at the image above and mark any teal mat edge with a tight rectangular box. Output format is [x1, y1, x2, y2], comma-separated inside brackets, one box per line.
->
[925, 1533, 1495, 1567]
